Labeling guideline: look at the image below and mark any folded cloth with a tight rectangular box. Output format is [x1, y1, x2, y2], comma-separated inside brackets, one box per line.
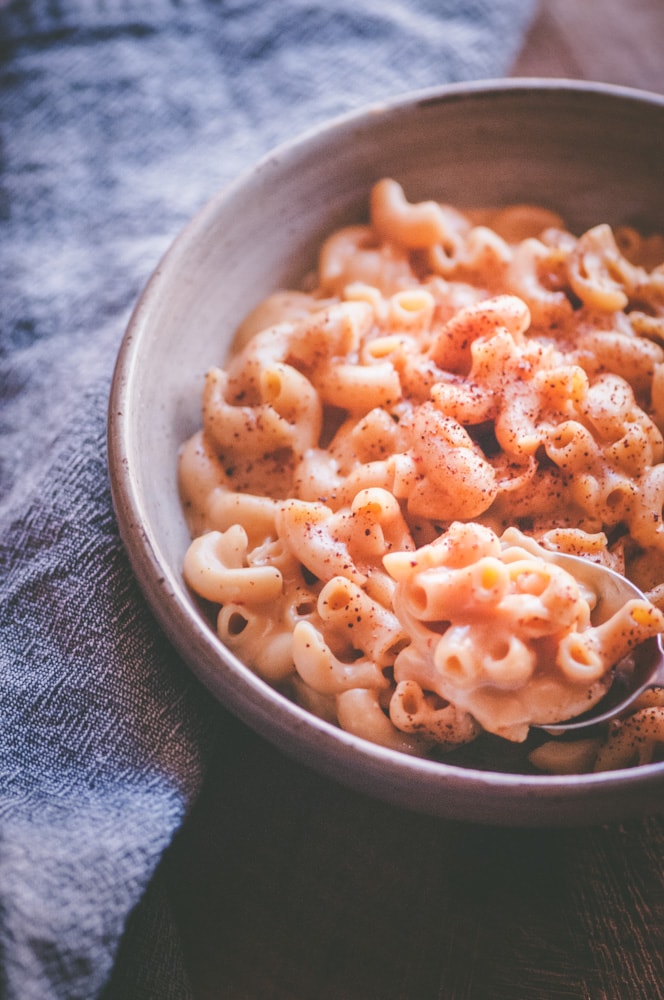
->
[0, 1, 537, 996]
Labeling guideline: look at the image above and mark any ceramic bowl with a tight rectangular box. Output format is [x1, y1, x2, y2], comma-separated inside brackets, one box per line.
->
[108, 79, 664, 826]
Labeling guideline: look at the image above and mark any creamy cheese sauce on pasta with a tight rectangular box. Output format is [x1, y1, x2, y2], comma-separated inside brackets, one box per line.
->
[179, 178, 664, 773]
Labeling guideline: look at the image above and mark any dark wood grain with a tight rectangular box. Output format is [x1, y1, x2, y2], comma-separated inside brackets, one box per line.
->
[161, 715, 664, 1000]
[156, 5, 664, 998]
[510, 0, 664, 93]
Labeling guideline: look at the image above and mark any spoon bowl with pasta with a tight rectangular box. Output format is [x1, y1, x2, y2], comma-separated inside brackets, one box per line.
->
[537, 553, 664, 733]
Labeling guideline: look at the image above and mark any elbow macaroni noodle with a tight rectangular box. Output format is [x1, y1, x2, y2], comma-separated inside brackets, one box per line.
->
[179, 178, 664, 774]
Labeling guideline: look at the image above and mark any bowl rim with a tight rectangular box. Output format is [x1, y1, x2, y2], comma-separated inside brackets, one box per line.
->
[108, 77, 664, 825]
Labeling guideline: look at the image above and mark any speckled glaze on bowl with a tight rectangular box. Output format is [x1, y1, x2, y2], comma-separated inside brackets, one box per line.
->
[108, 79, 664, 827]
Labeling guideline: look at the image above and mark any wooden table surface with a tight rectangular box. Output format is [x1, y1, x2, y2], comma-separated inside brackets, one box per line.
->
[149, 3, 664, 998]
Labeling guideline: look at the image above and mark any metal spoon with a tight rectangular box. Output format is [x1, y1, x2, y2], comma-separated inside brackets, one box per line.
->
[538, 551, 664, 734]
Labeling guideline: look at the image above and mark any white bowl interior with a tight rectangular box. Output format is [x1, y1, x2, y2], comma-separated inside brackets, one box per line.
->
[109, 80, 664, 826]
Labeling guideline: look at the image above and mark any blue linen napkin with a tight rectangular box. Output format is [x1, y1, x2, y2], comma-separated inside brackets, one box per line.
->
[0, 1, 537, 996]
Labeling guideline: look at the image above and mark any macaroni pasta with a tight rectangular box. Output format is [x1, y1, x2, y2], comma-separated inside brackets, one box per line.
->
[179, 178, 664, 774]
